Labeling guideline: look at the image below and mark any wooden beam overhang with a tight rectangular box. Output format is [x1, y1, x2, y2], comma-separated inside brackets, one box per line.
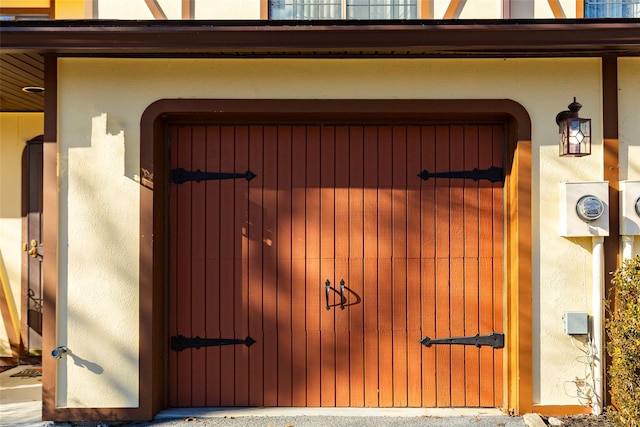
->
[1, 19, 640, 58]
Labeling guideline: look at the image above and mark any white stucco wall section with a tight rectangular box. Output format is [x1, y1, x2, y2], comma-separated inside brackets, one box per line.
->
[96, 0, 261, 19]
[56, 111, 139, 407]
[58, 57, 609, 407]
[0, 113, 43, 356]
[618, 58, 640, 256]
[92, 0, 575, 19]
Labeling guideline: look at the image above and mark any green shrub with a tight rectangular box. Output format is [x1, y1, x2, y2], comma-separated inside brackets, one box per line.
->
[606, 255, 640, 426]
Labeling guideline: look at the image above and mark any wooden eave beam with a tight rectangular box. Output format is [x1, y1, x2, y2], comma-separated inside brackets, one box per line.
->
[1, 20, 639, 57]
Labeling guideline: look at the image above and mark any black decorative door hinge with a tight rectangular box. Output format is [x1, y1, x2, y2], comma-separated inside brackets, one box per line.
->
[171, 335, 256, 351]
[419, 332, 504, 349]
[417, 166, 503, 183]
[171, 168, 257, 184]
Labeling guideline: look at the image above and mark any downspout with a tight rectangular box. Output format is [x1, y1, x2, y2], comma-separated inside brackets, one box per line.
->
[621, 235, 634, 261]
[591, 236, 605, 415]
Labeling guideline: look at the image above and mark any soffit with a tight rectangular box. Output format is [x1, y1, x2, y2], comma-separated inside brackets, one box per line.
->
[0, 53, 44, 112]
[1, 19, 639, 112]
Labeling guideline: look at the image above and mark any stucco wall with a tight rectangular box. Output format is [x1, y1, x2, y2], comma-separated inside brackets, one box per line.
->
[55, 108, 140, 407]
[57, 56, 639, 408]
[618, 58, 640, 255]
[0, 113, 43, 357]
[96, 0, 261, 19]
[90, 0, 575, 19]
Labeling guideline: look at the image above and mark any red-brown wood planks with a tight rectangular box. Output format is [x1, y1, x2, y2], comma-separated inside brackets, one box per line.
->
[168, 123, 504, 409]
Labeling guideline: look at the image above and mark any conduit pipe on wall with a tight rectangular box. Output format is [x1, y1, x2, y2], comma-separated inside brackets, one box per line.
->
[621, 235, 635, 261]
[591, 236, 605, 415]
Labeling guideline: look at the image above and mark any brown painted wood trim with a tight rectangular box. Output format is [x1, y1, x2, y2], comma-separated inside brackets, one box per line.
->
[602, 56, 620, 408]
[260, 0, 268, 19]
[420, 0, 432, 19]
[87, 0, 95, 19]
[0, 8, 51, 15]
[443, 0, 466, 19]
[41, 54, 58, 421]
[144, 0, 167, 20]
[2, 21, 640, 57]
[532, 405, 591, 415]
[547, 0, 566, 18]
[576, 0, 584, 18]
[503, 0, 510, 19]
[137, 98, 532, 419]
[182, 0, 193, 20]
[506, 126, 533, 415]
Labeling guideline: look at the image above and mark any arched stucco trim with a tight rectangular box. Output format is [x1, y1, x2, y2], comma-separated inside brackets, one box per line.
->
[136, 99, 532, 418]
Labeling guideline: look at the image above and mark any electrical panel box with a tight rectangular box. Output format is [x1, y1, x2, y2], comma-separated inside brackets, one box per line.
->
[620, 181, 640, 236]
[559, 181, 609, 237]
[564, 312, 589, 335]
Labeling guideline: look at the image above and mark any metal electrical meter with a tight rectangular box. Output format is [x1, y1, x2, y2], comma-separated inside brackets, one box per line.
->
[559, 182, 609, 237]
[576, 195, 605, 222]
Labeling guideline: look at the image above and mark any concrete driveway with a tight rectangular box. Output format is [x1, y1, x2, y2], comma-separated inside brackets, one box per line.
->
[0, 365, 48, 427]
[2, 365, 527, 426]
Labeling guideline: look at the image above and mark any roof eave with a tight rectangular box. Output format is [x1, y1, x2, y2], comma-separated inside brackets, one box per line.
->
[1, 19, 640, 57]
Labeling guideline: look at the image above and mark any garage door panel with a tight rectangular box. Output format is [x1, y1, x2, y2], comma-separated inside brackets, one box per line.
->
[377, 258, 392, 332]
[263, 328, 279, 406]
[435, 257, 451, 407]
[247, 331, 263, 406]
[292, 329, 307, 406]
[465, 258, 481, 407]
[336, 328, 351, 406]
[278, 330, 293, 406]
[378, 330, 393, 406]
[393, 330, 408, 406]
[407, 328, 423, 406]
[169, 123, 504, 408]
[421, 260, 437, 407]
[450, 257, 465, 407]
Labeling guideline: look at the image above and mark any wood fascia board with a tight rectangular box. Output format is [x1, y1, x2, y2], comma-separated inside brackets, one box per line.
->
[1, 21, 640, 57]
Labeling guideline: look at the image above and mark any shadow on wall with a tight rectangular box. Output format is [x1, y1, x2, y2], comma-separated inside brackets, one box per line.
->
[66, 348, 104, 375]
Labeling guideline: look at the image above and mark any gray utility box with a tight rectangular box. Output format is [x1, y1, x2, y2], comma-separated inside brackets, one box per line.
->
[563, 312, 589, 335]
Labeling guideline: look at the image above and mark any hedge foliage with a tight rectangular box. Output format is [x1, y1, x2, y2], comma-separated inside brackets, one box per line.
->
[606, 255, 640, 426]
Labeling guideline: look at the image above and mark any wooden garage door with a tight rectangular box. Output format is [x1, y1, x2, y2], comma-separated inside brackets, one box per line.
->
[169, 124, 503, 408]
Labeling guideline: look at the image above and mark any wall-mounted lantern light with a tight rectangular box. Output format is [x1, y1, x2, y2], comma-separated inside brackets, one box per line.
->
[556, 97, 591, 157]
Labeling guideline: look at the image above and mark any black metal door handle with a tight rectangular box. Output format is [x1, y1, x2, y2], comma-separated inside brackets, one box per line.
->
[339, 279, 345, 310]
[325, 279, 331, 310]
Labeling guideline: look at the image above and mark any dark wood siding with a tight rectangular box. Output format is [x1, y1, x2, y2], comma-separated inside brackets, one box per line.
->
[169, 123, 503, 407]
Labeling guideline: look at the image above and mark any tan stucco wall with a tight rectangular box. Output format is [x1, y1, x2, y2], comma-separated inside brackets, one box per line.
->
[57, 56, 639, 408]
[0, 113, 43, 357]
[55, 107, 140, 407]
[618, 58, 640, 255]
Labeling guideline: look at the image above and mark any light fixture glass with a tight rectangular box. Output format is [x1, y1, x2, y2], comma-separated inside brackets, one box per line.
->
[21, 86, 45, 94]
[556, 97, 591, 157]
